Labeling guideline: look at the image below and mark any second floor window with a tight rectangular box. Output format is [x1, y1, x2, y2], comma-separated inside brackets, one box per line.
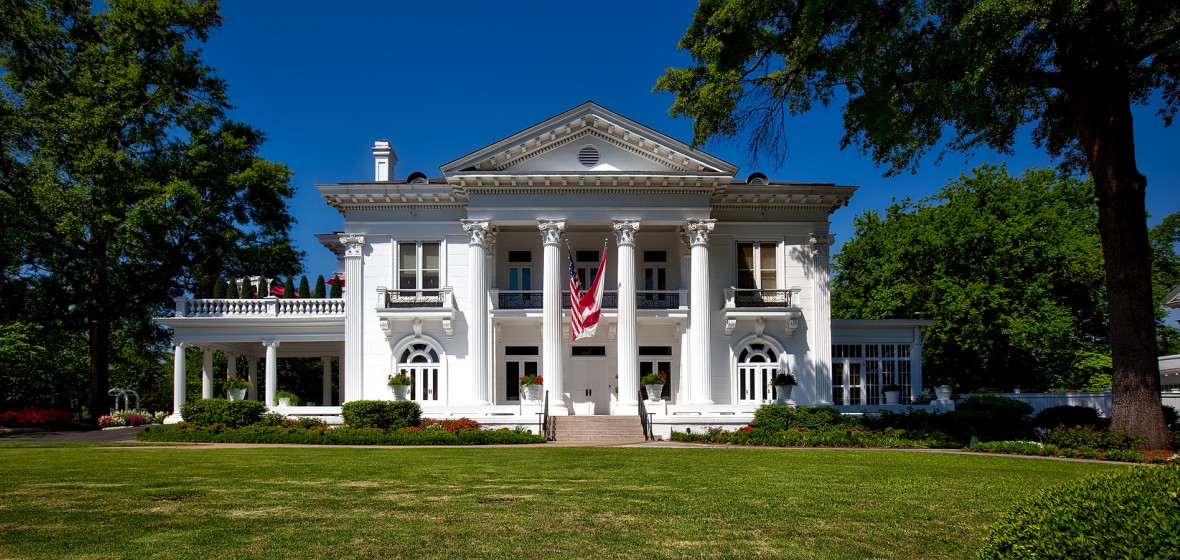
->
[644, 250, 667, 291]
[399, 242, 440, 291]
[737, 242, 776, 290]
[508, 250, 532, 290]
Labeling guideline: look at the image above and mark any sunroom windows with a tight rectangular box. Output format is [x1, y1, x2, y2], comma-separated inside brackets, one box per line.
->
[832, 343, 913, 405]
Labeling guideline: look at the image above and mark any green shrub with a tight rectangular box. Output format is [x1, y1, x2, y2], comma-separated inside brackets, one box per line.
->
[341, 400, 421, 430]
[752, 405, 852, 431]
[136, 424, 543, 445]
[1163, 405, 1179, 430]
[942, 395, 1033, 442]
[671, 425, 951, 448]
[1032, 405, 1108, 429]
[1046, 425, 1144, 451]
[275, 390, 300, 405]
[180, 398, 266, 428]
[261, 412, 287, 427]
[978, 466, 1180, 558]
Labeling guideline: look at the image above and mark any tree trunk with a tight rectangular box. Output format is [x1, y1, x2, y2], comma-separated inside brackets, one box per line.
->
[1068, 68, 1171, 450]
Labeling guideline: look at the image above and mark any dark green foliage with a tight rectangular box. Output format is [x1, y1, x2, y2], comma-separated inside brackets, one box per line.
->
[275, 390, 300, 406]
[978, 466, 1180, 558]
[830, 166, 1111, 392]
[211, 279, 225, 299]
[256, 279, 267, 299]
[329, 275, 343, 298]
[179, 398, 265, 428]
[939, 395, 1034, 443]
[341, 400, 421, 430]
[1032, 406, 1108, 430]
[136, 424, 545, 445]
[298, 275, 310, 299]
[313, 275, 326, 298]
[283, 276, 295, 299]
[1046, 426, 1144, 452]
[1163, 405, 1179, 430]
[752, 405, 851, 431]
[671, 425, 950, 448]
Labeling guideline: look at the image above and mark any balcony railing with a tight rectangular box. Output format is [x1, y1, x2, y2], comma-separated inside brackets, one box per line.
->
[491, 290, 684, 310]
[380, 286, 452, 309]
[725, 288, 794, 308]
[173, 297, 345, 317]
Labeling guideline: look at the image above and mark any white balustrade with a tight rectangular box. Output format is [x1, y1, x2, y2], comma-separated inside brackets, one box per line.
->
[175, 297, 345, 317]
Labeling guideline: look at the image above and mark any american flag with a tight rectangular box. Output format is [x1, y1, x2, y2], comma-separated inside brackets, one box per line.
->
[569, 247, 607, 340]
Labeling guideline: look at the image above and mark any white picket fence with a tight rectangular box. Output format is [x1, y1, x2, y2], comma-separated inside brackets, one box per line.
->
[992, 391, 1180, 418]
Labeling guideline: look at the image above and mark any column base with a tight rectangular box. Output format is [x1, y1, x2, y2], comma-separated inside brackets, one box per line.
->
[612, 403, 639, 416]
[164, 414, 184, 425]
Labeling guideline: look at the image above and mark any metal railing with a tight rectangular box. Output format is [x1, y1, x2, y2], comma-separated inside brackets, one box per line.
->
[381, 287, 451, 309]
[638, 389, 654, 441]
[541, 390, 556, 441]
[492, 290, 684, 310]
[725, 288, 794, 308]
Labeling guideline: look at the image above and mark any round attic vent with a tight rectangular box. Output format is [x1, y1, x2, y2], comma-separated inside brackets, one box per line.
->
[746, 172, 768, 185]
[578, 145, 600, 167]
[407, 171, 428, 184]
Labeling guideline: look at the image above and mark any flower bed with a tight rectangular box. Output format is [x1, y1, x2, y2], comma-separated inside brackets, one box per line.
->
[136, 423, 545, 445]
[671, 425, 952, 448]
[0, 408, 75, 428]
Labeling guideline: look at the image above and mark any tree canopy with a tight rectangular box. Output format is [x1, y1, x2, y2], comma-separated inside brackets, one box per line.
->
[0, 0, 302, 414]
[833, 165, 1180, 392]
[657, 0, 1180, 449]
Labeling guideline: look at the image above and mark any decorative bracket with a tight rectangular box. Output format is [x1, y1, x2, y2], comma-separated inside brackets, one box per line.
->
[785, 311, 802, 338]
[442, 318, 454, 339]
[724, 318, 737, 337]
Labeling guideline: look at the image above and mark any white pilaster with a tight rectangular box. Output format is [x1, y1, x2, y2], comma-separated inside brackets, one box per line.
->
[170, 342, 186, 421]
[538, 219, 567, 413]
[462, 219, 492, 405]
[322, 356, 333, 406]
[686, 219, 717, 405]
[263, 339, 280, 407]
[247, 358, 258, 401]
[201, 347, 214, 399]
[613, 219, 640, 412]
[341, 233, 366, 403]
[810, 233, 836, 405]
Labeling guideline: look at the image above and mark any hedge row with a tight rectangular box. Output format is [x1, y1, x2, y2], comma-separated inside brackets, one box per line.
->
[180, 399, 266, 428]
[136, 424, 545, 445]
[967, 441, 1147, 463]
[978, 466, 1180, 558]
[671, 425, 952, 448]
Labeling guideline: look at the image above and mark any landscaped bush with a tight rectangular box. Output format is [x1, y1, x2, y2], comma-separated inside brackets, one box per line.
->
[1032, 405, 1108, 430]
[1045, 425, 1143, 451]
[421, 417, 480, 432]
[0, 408, 74, 428]
[341, 400, 421, 430]
[136, 424, 544, 445]
[751, 405, 853, 431]
[672, 425, 951, 448]
[978, 466, 1180, 558]
[941, 395, 1033, 442]
[180, 398, 266, 428]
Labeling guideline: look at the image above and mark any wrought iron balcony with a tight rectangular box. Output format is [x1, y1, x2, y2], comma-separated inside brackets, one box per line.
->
[727, 288, 794, 308]
[381, 287, 452, 309]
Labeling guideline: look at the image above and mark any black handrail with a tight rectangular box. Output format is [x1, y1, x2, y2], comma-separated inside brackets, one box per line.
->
[638, 389, 654, 441]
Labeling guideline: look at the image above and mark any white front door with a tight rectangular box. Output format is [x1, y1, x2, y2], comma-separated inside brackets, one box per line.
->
[569, 357, 611, 415]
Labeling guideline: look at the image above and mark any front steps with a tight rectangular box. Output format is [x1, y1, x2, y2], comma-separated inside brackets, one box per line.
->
[551, 416, 648, 444]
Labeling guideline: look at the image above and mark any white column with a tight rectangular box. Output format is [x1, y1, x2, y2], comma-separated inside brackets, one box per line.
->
[263, 339, 280, 407]
[538, 219, 567, 413]
[613, 219, 640, 412]
[201, 347, 214, 399]
[322, 356, 333, 406]
[171, 342, 186, 420]
[247, 358, 258, 401]
[462, 219, 492, 405]
[226, 353, 238, 381]
[341, 233, 366, 403]
[810, 233, 836, 405]
[686, 219, 717, 405]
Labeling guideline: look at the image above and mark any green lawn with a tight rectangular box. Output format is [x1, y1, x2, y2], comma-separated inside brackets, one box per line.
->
[0, 445, 1124, 559]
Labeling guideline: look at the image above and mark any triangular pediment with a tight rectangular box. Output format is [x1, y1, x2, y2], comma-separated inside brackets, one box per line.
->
[440, 102, 738, 179]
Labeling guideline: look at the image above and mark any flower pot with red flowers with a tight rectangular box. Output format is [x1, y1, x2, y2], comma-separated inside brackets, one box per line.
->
[641, 371, 668, 403]
[388, 370, 412, 401]
[519, 374, 544, 402]
[224, 377, 251, 401]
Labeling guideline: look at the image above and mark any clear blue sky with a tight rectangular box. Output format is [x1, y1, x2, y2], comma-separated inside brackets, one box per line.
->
[198, 1, 1180, 280]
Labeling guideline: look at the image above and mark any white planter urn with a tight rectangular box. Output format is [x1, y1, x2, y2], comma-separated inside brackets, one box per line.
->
[645, 384, 664, 403]
[934, 385, 952, 401]
[278, 397, 291, 407]
[774, 385, 794, 404]
[226, 389, 246, 401]
[520, 384, 543, 402]
[390, 385, 412, 401]
[884, 391, 900, 405]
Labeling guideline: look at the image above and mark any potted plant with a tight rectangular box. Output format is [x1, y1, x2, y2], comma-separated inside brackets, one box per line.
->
[641, 371, 667, 403]
[388, 370, 413, 401]
[772, 372, 797, 404]
[883, 383, 902, 405]
[519, 373, 544, 402]
[276, 390, 300, 407]
[224, 377, 250, 401]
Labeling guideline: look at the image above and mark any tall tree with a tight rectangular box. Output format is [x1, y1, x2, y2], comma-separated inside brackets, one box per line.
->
[657, 0, 1180, 449]
[833, 165, 1112, 391]
[0, 0, 302, 416]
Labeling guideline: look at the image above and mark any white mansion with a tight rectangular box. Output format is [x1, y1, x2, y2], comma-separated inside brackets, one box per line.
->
[159, 102, 931, 435]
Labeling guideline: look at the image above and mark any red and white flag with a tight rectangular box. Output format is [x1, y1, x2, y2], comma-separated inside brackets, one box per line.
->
[569, 247, 607, 340]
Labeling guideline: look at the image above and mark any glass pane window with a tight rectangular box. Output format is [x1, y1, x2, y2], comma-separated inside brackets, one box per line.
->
[644, 267, 666, 290]
[398, 242, 441, 291]
[736, 242, 777, 289]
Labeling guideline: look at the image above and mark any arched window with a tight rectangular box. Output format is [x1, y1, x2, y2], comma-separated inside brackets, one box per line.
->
[397, 342, 441, 402]
[737, 340, 784, 404]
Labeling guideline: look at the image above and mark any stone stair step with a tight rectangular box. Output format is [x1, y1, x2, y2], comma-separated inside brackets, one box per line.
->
[551, 416, 647, 442]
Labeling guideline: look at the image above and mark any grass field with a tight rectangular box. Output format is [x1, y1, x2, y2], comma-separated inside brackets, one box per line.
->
[0, 444, 1125, 559]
